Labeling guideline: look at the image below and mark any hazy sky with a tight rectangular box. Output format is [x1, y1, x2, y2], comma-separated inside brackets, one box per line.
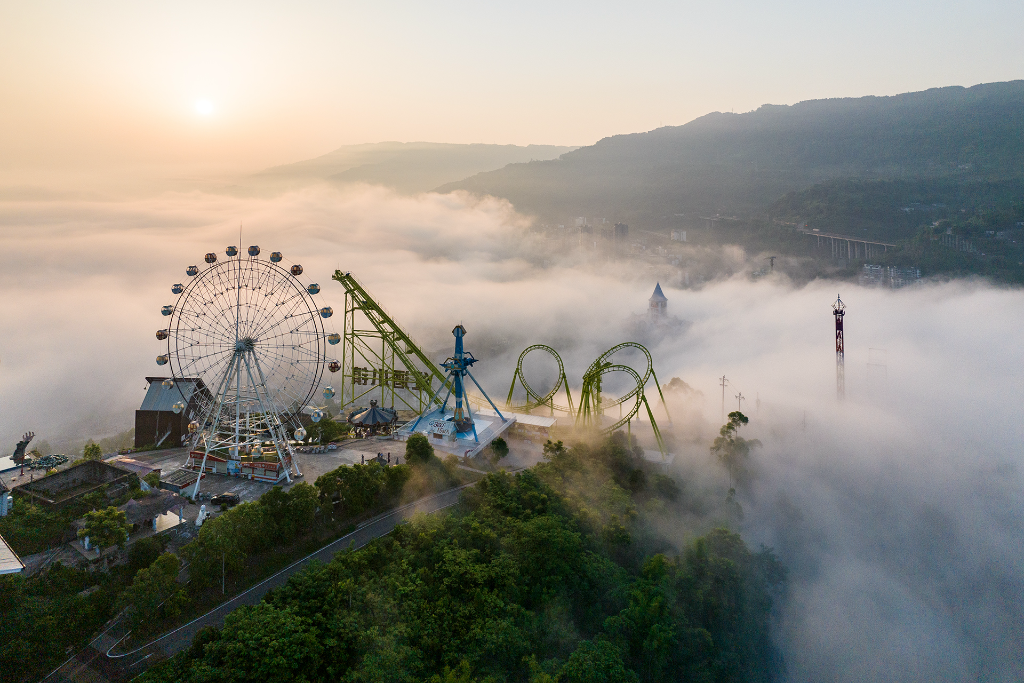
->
[2, 0, 1022, 177]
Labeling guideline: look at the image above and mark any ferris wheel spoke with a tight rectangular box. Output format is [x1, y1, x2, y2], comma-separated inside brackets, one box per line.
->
[250, 292, 313, 342]
[174, 347, 235, 378]
[242, 261, 283, 336]
[251, 280, 306, 332]
[189, 271, 241, 344]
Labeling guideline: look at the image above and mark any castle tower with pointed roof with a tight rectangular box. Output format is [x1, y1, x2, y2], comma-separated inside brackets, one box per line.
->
[649, 283, 667, 317]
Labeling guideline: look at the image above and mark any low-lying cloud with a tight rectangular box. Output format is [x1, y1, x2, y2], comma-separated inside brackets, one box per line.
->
[1, 182, 1022, 681]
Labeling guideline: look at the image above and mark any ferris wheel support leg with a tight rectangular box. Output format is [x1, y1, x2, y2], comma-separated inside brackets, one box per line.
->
[245, 352, 292, 484]
[190, 354, 241, 500]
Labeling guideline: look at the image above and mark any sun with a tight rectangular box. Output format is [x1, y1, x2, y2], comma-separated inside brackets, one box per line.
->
[194, 99, 214, 116]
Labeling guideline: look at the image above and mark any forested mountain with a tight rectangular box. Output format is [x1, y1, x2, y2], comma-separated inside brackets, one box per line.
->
[437, 81, 1024, 228]
[251, 141, 576, 194]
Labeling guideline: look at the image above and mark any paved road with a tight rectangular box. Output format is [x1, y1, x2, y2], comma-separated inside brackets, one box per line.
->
[109, 484, 469, 663]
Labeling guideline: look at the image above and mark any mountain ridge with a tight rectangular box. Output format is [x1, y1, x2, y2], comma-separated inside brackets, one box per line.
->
[436, 81, 1024, 224]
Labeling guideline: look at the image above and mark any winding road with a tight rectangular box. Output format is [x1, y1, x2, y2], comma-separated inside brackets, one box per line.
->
[44, 484, 470, 682]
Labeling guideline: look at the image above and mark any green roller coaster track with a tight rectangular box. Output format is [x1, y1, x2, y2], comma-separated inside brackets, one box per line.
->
[332, 271, 454, 412]
[506, 341, 671, 456]
[505, 344, 575, 415]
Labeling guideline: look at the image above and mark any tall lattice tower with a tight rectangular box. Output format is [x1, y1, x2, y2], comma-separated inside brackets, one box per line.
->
[833, 294, 846, 400]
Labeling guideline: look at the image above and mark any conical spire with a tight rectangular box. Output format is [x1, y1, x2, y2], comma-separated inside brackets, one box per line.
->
[650, 282, 667, 302]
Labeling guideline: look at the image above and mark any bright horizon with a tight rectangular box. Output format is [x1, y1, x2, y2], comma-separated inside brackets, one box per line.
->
[2, 1, 1023, 182]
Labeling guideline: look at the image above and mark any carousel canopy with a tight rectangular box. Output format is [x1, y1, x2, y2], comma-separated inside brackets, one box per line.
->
[348, 400, 397, 427]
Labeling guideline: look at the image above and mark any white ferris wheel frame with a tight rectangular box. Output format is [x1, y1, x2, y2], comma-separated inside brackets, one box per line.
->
[160, 249, 334, 498]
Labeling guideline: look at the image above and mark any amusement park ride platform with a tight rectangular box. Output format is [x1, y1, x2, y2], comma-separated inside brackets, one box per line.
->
[393, 324, 515, 458]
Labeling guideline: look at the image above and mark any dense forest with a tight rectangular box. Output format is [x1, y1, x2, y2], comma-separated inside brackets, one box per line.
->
[139, 434, 784, 683]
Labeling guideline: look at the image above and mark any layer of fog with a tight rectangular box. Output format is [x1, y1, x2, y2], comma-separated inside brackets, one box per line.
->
[1, 183, 1022, 681]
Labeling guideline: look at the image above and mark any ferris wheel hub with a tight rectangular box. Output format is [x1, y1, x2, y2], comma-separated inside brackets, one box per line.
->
[235, 337, 257, 352]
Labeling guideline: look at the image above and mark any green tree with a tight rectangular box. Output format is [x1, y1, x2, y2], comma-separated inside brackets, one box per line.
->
[200, 603, 323, 681]
[82, 442, 103, 461]
[122, 553, 185, 630]
[78, 506, 128, 550]
[405, 433, 434, 465]
[711, 411, 761, 484]
[143, 471, 161, 489]
[308, 417, 349, 444]
[490, 437, 509, 460]
[180, 508, 246, 589]
[557, 640, 639, 683]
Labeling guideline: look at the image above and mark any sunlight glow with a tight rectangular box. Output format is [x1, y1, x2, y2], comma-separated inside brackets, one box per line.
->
[194, 99, 214, 116]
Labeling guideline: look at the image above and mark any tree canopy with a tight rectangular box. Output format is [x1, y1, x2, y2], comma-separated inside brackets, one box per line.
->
[78, 506, 129, 550]
[405, 433, 435, 465]
[141, 433, 784, 683]
[712, 412, 761, 484]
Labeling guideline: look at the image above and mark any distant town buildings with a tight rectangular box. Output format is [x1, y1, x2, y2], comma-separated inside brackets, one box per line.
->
[671, 230, 686, 242]
[614, 222, 629, 241]
[859, 264, 921, 288]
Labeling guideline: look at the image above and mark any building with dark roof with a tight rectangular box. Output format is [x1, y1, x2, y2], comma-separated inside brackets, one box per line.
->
[134, 377, 210, 449]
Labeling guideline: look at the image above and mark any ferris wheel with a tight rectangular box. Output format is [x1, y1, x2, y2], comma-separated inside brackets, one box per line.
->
[155, 245, 340, 494]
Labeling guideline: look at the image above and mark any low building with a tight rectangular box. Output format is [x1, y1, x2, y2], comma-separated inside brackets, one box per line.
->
[183, 447, 288, 483]
[0, 533, 24, 574]
[159, 468, 202, 495]
[13, 460, 138, 509]
[671, 229, 686, 242]
[134, 377, 211, 450]
[111, 457, 161, 482]
[476, 409, 556, 442]
[119, 490, 186, 530]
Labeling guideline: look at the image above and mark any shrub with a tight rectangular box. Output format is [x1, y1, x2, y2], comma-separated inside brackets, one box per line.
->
[405, 433, 434, 465]
[82, 442, 103, 461]
[490, 437, 509, 460]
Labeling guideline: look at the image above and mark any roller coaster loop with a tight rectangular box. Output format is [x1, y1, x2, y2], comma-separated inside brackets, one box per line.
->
[505, 344, 575, 415]
[506, 341, 671, 455]
[577, 363, 667, 455]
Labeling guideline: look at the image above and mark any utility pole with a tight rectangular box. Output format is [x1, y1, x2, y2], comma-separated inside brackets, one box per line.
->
[719, 375, 729, 422]
[736, 392, 745, 412]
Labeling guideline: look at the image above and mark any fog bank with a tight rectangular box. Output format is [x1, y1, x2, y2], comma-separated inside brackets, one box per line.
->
[1, 183, 1022, 681]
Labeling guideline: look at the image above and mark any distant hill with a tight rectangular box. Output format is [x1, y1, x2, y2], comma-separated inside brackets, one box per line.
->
[436, 81, 1024, 227]
[251, 141, 576, 194]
